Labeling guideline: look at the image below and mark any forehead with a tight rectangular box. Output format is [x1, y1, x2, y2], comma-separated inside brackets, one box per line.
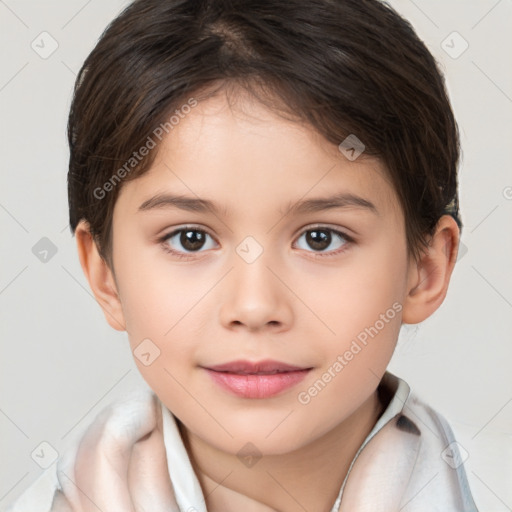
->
[116, 91, 401, 222]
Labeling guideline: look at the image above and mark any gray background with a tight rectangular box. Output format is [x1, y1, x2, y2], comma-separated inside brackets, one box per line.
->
[1, 0, 511, 510]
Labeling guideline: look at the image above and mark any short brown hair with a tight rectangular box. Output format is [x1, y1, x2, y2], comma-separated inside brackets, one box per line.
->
[67, 0, 461, 266]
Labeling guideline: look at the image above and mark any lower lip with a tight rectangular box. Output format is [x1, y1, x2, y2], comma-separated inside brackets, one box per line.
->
[204, 368, 311, 399]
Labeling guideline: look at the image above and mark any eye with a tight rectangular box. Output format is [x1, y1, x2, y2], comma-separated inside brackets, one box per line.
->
[159, 226, 217, 258]
[159, 224, 353, 260]
[294, 226, 353, 257]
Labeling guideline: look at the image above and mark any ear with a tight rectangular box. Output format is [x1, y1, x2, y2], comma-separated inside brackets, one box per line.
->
[75, 220, 126, 331]
[401, 215, 460, 324]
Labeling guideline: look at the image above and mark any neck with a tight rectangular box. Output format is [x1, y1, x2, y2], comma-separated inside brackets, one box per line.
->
[178, 389, 385, 512]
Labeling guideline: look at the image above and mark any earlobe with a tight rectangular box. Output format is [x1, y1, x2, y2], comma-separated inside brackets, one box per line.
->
[401, 215, 460, 324]
[75, 220, 126, 331]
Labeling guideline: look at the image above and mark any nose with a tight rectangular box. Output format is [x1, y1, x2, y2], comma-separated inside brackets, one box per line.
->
[218, 250, 293, 333]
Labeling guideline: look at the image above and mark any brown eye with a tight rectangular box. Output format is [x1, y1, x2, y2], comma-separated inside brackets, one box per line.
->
[305, 229, 332, 251]
[178, 229, 207, 251]
[161, 227, 216, 255]
[295, 227, 352, 256]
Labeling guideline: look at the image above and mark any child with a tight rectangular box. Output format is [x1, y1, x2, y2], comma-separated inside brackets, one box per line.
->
[8, 0, 479, 510]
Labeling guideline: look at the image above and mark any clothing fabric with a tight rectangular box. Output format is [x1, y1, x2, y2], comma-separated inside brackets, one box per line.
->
[6, 371, 479, 511]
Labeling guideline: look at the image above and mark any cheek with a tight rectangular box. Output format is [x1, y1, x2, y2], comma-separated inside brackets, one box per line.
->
[303, 240, 407, 342]
[299, 234, 407, 399]
[114, 248, 213, 385]
[114, 242, 192, 335]
[295, 297, 403, 439]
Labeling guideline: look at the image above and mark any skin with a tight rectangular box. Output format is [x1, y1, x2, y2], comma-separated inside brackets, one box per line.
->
[75, 87, 460, 512]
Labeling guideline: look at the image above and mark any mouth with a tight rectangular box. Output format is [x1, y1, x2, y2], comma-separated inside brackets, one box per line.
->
[205, 359, 310, 374]
[201, 359, 313, 399]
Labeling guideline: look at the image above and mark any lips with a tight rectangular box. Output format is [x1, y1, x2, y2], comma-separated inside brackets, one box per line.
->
[202, 359, 312, 399]
[205, 359, 309, 374]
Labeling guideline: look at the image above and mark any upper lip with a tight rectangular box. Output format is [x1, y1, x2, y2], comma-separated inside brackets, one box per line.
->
[204, 359, 311, 374]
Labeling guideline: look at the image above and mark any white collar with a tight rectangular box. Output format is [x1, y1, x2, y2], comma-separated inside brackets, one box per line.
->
[159, 371, 478, 512]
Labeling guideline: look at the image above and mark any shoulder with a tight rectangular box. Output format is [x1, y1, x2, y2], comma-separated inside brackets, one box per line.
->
[5, 467, 60, 512]
[399, 389, 479, 512]
[6, 387, 160, 512]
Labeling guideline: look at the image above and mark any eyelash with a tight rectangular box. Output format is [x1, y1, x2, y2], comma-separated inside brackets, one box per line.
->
[158, 225, 355, 260]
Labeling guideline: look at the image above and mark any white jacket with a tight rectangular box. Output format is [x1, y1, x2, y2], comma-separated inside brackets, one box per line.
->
[6, 371, 479, 511]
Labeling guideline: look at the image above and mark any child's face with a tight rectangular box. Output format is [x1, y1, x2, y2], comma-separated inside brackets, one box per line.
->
[108, 89, 416, 454]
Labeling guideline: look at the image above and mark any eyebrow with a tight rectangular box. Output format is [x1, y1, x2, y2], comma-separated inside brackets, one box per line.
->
[137, 192, 379, 216]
